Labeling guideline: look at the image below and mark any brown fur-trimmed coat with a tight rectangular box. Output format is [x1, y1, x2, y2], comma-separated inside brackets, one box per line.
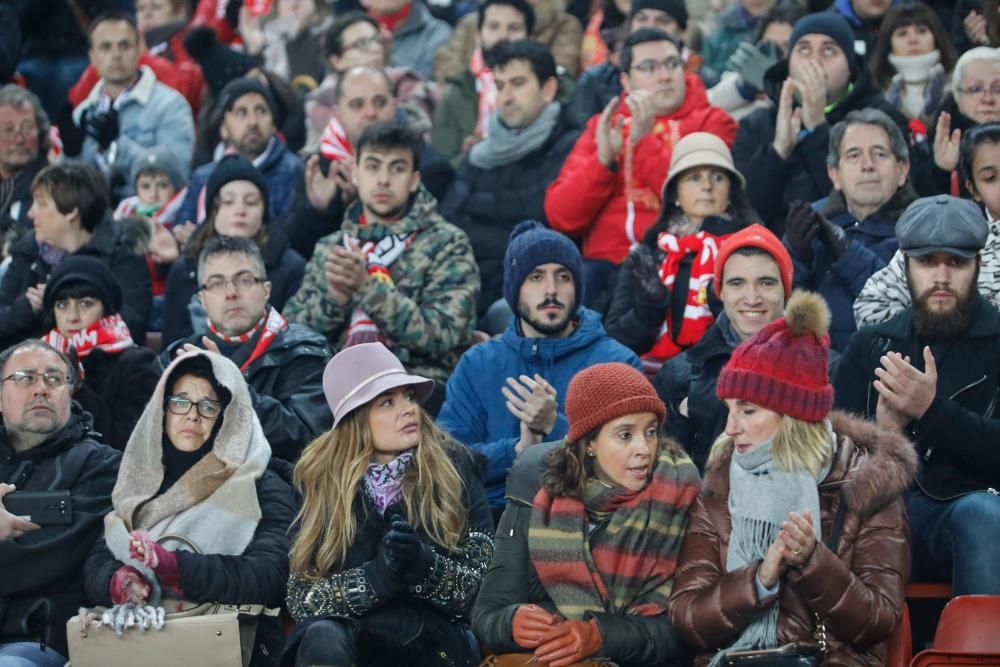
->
[667, 411, 917, 666]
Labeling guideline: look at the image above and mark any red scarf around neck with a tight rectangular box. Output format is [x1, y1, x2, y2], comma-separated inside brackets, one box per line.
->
[370, 2, 412, 32]
[42, 314, 135, 379]
[207, 307, 288, 371]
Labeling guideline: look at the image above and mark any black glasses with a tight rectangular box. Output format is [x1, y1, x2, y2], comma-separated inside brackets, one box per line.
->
[166, 395, 223, 420]
[1, 370, 69, 388]
[200, 273, 265, 294]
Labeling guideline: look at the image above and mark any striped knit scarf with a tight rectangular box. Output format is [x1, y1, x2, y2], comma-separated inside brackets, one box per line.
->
[528, 446, 700, 619]
[469, 47, 496, 138]
[343, 230, 414, 348]
[42, 314, 135, 379]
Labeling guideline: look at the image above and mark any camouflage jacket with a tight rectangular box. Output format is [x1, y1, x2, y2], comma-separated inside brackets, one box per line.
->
[284, 186, 480, 382]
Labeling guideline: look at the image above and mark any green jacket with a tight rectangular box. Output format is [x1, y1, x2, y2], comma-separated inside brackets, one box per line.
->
[283, 186, 480, 382]
[470, 442, 684, 666]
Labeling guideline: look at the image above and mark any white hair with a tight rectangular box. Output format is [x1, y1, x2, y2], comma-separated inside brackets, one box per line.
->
[953, 47, 1000, 98]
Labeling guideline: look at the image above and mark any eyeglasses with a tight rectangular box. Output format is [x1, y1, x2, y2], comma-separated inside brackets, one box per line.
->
[958, 84, 1000, 98]
[1, 370, 69, 388]
[166, 395, 223, 420]
[0, 121, 39, 142]
[632, 57, 683, 74]
[343, 35, 380, 53]
[200, 273, 266, 293]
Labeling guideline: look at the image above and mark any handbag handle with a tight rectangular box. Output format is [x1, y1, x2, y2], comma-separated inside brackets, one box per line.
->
[814, 490, 848, 652]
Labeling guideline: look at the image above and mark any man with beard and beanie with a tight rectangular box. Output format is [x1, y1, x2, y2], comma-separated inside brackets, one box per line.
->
[173, 78, 304, 229]
[284, 120, 479, 413]
[732, 12, 913, 232]
[0, 340, 121, 664]
[834, 194, 1000, 596]
[438, 221, 641, 519]
[159, 235, 332, 463]
[440, 41, 580, 327]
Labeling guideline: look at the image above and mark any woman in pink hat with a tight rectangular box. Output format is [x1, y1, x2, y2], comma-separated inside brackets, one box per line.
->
[283, 342, 493, 667]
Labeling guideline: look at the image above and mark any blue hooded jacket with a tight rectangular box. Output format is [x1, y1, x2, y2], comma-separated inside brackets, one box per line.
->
[437, 307, 642, 507]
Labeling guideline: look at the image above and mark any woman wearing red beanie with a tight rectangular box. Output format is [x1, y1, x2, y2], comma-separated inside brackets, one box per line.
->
[472, 362, 701, 667]
[668, 291, 916, 666]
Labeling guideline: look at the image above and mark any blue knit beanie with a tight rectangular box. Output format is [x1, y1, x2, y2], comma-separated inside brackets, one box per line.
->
[788, 13, 857, 75]
[503, 221, 583, 312]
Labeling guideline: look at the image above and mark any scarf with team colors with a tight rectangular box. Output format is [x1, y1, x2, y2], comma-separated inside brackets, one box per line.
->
[469, 47, 497, 138]
[43, 314, 135, 379]
[207, 306, 288, 371]
[343, 228, 415, 348]
[646, 229, 733, 360]
[528, 445, 700, 619]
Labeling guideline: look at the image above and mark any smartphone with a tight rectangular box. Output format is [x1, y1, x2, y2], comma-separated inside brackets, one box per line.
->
[5, 491, 73, 526]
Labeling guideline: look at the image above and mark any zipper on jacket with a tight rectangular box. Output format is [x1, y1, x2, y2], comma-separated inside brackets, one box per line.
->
[921, 376, 991, 462]
[949, 375, 987, 401]
[989, 488, 999, 496]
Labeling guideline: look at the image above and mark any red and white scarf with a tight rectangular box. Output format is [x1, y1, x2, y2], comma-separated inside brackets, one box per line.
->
[469, 47, 497, 138]
[207, 307, 288, 371]
[343, 230, 415, 349]
[42, 314, 135, 379]
[645, 230, 732, 361]
[319, 114, 353, 163]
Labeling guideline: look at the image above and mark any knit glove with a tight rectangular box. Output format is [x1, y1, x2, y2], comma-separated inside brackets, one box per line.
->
[84, 107, 119, 152]
[817, 212, 849, 260]
[110, 565, 151, 605]
[383, 515, 434, 585]
[629, 245, 668, 305]
[512, 604, 560, 649]
[533, 618, 603, 667]
[727, 41, 780, 95]
[784, 201, 821, 264]
[129, 530, 180, 590]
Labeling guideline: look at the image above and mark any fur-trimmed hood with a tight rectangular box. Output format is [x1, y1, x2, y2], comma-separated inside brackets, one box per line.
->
[704, 410, 917, 517]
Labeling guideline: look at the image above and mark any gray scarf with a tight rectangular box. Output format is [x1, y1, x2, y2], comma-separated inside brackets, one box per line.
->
[468, 101, 561, 170]
[710, 431, 830, 666]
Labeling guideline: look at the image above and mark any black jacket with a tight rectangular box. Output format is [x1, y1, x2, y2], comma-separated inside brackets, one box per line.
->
[471, 442, 683, 666]
[83, 465, 297, 666]
[440, 114, 580, 316]
[159, 323, 333, 462]
[732, 63, 911, 233]
[566, 62, 622, 130]
[0, 158, 46, 251]
[0, 215, 152, 348]
[833, 297, 1000, 500]
[0, 408, 122, 657]
[74, 346, 159, 452]
[162, 245, 306, 347]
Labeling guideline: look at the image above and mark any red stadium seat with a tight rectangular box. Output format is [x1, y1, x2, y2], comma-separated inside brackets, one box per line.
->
[910, 596, 1000, 667]
[887, 604, 913, 667]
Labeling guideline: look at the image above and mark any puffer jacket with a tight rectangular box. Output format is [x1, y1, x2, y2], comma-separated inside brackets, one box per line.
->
[283, 186, 479, 383]
[668, 411, 916, 666]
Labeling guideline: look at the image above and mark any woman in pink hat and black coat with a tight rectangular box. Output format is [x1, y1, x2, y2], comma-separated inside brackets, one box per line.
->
[283, 342, 494, 667]
[667, 291, 916, 666]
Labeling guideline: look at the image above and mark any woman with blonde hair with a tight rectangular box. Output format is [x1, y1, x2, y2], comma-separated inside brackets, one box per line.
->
[668, 291, 916, 665]
[283, 342, 493, 667]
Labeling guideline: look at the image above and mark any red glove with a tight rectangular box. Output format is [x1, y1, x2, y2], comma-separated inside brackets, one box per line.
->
[512, 604, 560, 649]
[129, 531, 180, 589]
[110, 565, 151, 605]
[534, 618, 603, 667]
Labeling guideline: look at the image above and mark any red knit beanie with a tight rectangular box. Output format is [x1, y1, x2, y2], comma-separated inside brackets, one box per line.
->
[714, 224, 793, 299]
[565, 363, 666, 443]
[716, 291, 833, 422]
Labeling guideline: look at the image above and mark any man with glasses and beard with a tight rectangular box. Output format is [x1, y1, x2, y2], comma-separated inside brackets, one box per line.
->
[834, 195, 1000, 597]
[438, 221, 641, 522]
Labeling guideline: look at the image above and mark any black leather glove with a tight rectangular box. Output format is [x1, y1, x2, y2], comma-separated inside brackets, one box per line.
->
[364, 537, 405, 599]
[383, 515, 434, 585]
[84, 108, 119, 152]
[629, 246, 668, 305]
[784, 201, 821, 264]
[817, 213, 849, 260]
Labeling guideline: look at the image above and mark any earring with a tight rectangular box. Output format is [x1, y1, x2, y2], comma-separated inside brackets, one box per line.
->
[586, 449, 596, 457]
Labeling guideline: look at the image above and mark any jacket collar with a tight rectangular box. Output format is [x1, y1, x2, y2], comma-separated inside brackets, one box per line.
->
[500, 306, 610, 363]
[820, 183, 918, 228]
[73, 65, 157, 124]
[343, 184, 438, 239]
[874, 295, 1000, 340]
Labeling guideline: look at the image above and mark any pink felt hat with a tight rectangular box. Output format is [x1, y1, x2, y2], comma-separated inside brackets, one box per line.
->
[323, 343, 435, 428]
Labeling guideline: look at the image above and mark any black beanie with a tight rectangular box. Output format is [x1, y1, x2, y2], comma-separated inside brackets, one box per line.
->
[184, 26, 257, 99]
[204, 155, 270, 222]
[629, 0, 687, 31]
[44, 255, 123, 315]
[217, 78, 280, 125]
[788, 13, 857, 74]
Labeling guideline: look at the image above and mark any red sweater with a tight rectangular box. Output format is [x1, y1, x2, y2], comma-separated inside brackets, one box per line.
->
[544, 74, 737, 264]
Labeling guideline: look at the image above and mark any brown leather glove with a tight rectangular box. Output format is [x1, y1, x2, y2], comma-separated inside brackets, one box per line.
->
[533, 618, 603, 667]
[512, 604, 560, 649]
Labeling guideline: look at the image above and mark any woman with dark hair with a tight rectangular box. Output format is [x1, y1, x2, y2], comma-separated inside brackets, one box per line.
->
[605, 131, 755, 360]
[41, 255, 159, 451]
[161, 155, 305, 345]
[283, 342, 493, 667]
[871, 2, 957, 125]
[83, 350, 296, 666]
[472, 361, 700, 666]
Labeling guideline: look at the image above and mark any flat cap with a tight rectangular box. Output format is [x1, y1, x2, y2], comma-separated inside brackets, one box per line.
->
[895, 195, 988, 259]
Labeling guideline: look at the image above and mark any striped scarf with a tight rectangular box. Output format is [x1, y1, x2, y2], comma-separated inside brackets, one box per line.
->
[207, 307, 288, 371]
[42, 314, 135, 379]
[528, 445, 700, 619]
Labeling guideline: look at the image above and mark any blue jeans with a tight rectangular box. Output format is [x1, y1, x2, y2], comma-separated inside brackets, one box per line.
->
[0, 643, 67, 667]
[906, 488, 1000, 595]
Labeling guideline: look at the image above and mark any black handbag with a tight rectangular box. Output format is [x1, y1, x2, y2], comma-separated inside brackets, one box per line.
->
[721, 491, 848, 667]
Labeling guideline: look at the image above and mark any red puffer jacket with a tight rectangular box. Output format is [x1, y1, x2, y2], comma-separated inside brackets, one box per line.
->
[544, 74, 737, 264]
[667, 411, 916, 666]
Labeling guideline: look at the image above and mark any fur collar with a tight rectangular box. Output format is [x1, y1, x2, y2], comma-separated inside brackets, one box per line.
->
[703, 411, 917, 517]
